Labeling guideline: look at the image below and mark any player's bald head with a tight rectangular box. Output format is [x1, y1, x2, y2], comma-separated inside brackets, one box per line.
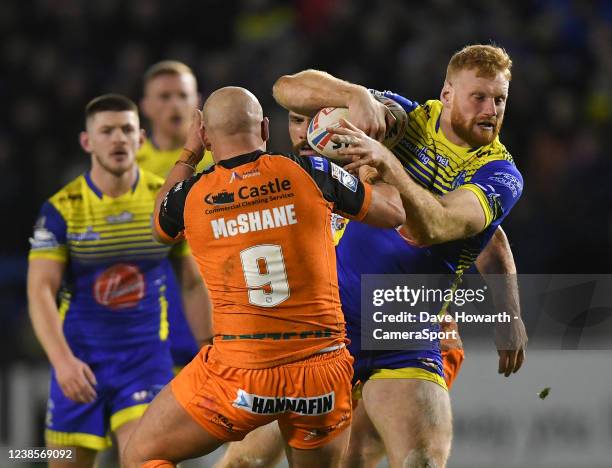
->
[202, 87, 263, 136]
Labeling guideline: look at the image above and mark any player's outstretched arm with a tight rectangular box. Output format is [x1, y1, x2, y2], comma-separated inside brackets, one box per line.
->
[171, 253, 214, 347]
[273, 70, 388, 141]
[27, 259, 97, 403]
[475, 227, 527, 376]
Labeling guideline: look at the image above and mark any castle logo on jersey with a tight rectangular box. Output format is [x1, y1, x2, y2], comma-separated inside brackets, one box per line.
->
[93, 263, 145, 309]
[232, 389, 335, 415]
[211, 203, 297, 239]
[205, 190, 235, 205]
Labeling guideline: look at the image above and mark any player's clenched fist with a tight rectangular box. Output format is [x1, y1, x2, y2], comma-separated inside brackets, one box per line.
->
[329, 119, 403, 181]
[185, 108, 205, 156]
[347, 88, 392, 141]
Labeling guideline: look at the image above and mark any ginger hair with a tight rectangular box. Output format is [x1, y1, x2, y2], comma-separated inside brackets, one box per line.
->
[446, 44, 512, 81]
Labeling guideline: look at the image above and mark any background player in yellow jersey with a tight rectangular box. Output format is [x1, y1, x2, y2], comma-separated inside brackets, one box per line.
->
[271, 44, 527, 467]
[137, 60, 216, 369]
[27, 94, 212, 468]
[138, 60, 215, 176]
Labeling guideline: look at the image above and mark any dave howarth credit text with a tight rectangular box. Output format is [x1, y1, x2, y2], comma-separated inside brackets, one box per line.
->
[373, 311, 513, 324]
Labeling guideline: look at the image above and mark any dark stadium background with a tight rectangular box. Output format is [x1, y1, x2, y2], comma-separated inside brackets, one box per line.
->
[1, 1, 611, 466]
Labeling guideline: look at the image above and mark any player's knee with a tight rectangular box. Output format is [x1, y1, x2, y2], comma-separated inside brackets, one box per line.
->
[121, 442, 140, 468]
[418, 384, 452, 429]
[342, 447, 384, 467]
[122, 431, 150, 468]
[343, 435, 384, 467]
[400, 447, 440, 468]
[216, 453, 270, 468]
[398, 437, 452, 468]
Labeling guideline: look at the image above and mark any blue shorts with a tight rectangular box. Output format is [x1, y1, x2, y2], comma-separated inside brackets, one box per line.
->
[45, 342, 174, 450]
[349, 347, 445, 385]
[345, 306, 445, 388]
[165, 263, 199, 368]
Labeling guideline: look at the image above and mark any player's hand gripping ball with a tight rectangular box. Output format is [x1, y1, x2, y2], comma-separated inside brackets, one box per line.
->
[307, 95, 407, 160]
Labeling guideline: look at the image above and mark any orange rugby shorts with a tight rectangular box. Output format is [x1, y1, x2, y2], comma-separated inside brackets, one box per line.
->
[441, 348, 465, 390]
[439, 315, 464, 390]
[171, 345, 353, 449]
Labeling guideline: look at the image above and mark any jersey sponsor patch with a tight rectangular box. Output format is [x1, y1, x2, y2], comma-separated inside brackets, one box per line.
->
[488, 171, 522, 198]
[229, 168, 260, 183]
[205, 190, 235, 205]
[131, 384, 164, 402]
[451, 170, 467, 189]
[232, 389, 335, 415]
[93, 263, 145, 309]
[30, 217, 60, 249]
[310, 156, 329, 173]
[331, 163, 358, 192]
[66, 227, 101, 242]
[105, 211, 134, 224]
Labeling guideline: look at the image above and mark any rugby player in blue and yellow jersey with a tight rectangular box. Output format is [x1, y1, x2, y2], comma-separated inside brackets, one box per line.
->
[138, 61, 215, 369]
[27, 94, 212, 468]
[217, 114, 521, 468]
[272, 45, 527, 467]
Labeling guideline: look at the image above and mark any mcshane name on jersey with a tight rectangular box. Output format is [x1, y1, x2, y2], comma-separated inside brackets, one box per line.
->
[211, 203, 297, 239]
[233, 389, 335, 415]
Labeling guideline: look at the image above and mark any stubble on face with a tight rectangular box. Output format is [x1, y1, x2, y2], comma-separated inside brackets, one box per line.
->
[450, 104, 503, 148]
[93, 151, 135, 177]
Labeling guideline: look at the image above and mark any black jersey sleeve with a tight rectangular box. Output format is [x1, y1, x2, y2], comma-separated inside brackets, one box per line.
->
[156, 173, 203, 240]
[281, 153, 372, 220]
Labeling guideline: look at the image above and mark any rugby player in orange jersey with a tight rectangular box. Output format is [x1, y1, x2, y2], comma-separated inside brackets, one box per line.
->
[123, 87, 406, 468]
[216, 109, 522, 468]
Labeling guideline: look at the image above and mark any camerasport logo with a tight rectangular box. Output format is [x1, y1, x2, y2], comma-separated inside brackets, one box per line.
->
[93, 264, 145, 309]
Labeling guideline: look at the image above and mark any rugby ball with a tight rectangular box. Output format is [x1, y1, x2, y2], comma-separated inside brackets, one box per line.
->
[306, 95, 407, 160]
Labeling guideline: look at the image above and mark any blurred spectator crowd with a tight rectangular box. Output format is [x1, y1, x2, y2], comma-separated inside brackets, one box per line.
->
[1, 0, 611, 360]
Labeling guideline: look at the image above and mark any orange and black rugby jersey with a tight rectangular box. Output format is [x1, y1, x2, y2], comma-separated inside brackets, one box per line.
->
[157, 150, 372, 368]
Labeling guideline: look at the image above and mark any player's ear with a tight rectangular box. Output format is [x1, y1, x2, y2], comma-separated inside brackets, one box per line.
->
[261, 117, 270, 142]
[199, 125, 211, 150]
[138, 128, 146, 148]
[441, 81, 453, 106]
[79, 131, 91, 153]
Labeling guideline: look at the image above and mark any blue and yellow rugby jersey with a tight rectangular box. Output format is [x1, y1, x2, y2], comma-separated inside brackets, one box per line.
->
[336, 91, 523, 382]
[29, 168, 180, 348]
[378, 91, 523, 273]
[337, 91, 523, 277]
[137, 138, 214, 178]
